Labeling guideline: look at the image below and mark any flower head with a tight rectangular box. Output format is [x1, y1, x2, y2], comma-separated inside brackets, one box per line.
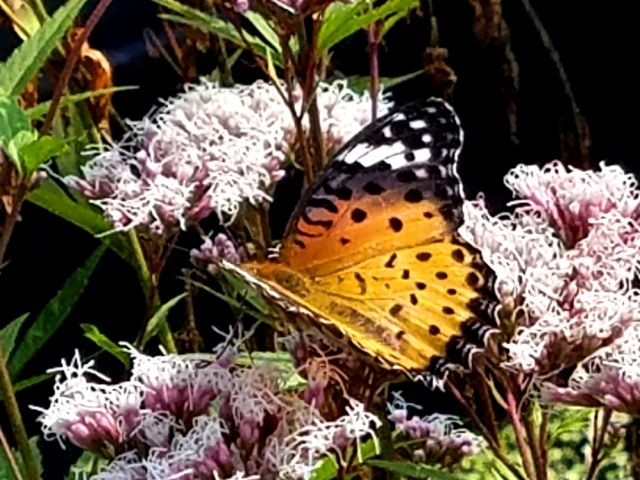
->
[66, 79, 389, 235]
[128, 348, 233, 426]
[541, 322, 640, 414]
[190, 233, 247, 275]
[387, 393, 481, 467]
[460, 161, 640, 375]
[33, 352, 144, 456]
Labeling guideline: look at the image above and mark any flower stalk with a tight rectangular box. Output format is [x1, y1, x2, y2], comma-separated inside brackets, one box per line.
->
[0, 345, 39, 480]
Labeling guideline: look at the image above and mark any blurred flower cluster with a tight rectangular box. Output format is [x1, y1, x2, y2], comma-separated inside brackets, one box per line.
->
[459, 161, 640, 411]
[66, 79, 389, 235]
[387, 393, 482, 468]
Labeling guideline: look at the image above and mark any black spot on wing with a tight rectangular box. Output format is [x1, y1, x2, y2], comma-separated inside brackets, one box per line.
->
[389, 217, 403, 232]
[351, 208, 367, 223]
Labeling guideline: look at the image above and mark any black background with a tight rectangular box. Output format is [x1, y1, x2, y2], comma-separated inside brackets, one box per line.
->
[1, 0, 637, 475]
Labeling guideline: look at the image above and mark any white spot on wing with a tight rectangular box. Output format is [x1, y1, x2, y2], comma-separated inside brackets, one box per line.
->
[340, 142, 373, 164]
[343, 141, 405, 167]
[409, 119, 427, 129]
[414, 168, 428, 179]
[413, 148, 432, 163]
[422, 133, 433, 144]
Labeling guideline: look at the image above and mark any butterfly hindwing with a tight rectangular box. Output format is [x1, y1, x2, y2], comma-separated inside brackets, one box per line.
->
[239, 98, 493, 374]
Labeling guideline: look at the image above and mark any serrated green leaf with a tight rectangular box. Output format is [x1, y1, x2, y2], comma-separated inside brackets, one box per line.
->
[366, 460, 459, 479]
[81, 323, 130, 366]
[141, 293, 187, 347]
[9, 245, 106, 378]
[318, 0, 419, 52]
[154, 0, 283, 65]
[27, 179, 135, 265]
[5, 130, 38, 171]
[26, 86, 138, 120]
[19, 135, 67, 174]
[0, 96, 32, 144]
[0, 0, 88, 96]
[0, 313, 29, 357]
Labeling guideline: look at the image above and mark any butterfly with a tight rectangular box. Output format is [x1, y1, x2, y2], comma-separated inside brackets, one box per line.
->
[222, 98, 495, 377]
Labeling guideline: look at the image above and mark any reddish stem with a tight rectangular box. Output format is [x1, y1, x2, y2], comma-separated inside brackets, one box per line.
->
[506, 385, 538, 479]
[41, 0, 114, 134]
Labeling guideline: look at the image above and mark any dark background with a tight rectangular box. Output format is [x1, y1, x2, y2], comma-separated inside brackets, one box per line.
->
[1, 0, 637, 475]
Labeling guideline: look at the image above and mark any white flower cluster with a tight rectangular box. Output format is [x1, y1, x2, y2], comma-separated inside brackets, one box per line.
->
[36, 348, 382, 480]
[67, 79, 390, 234]
[460, 161, 640, 375]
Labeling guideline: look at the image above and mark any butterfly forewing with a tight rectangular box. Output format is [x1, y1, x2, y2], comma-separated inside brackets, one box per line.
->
[241, 98, 492, 374]
[280, 99, 465, 275]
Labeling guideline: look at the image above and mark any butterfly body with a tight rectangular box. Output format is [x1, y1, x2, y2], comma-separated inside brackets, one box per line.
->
[225, 98, 493, 375]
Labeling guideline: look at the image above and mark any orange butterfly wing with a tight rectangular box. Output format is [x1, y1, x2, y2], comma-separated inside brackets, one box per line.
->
[235, 99, 493, 374]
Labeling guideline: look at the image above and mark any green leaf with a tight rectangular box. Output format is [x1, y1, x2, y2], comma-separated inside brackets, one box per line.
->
[244, 11, 283, 53]
[548, 407, 590, 446]
[81, 323, 130, 366]
[0, 313, 29, 357]
[366, 460, 460, 479]
[0, 0, 88, 96]
[26, 86, 138, 120]
[0, 96, 32, 146]
[154, 0, 283, 65]
[318, 0, 419, 52]
[15, 437, 43, 479]
[9, 245, 106, 378]
[0, 436, 42, 480]
[65, 451, 108, 480]
[12, 372, 53, 393]
[311, 437, 381, 480]
[337, 70, 423, 95]
[19, 135, 68, 174]
[27, 179, 135, 265]
[141, 293, 187, 347]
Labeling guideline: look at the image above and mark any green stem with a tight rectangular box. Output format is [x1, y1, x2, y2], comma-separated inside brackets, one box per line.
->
[0, 424, 24, 480]
[129, 231, 177, 353]
[0, 346, 39, 480]
[127, 230, 151, 297]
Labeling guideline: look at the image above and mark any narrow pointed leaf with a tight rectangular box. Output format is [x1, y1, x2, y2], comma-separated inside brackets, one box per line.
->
[141, 293, 187, 347]
[81, 323, 129, 366]
[9, 244, 106, 378]
[0, 0, 88, 96]
[0, 313, 29, 357]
